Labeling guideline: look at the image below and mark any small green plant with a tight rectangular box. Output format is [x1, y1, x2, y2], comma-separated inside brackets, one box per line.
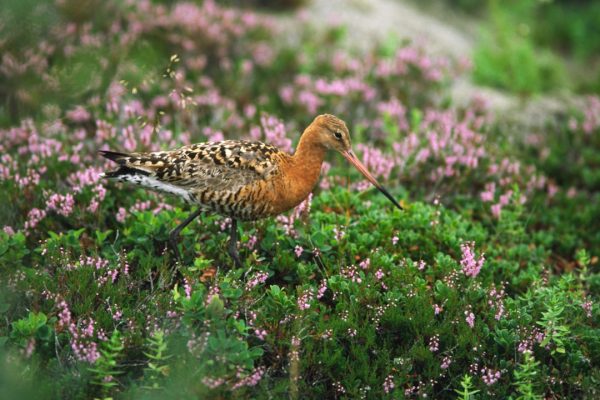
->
[10, 312, 51, 351]
[536, 294, 570, 355]
[142, 330, 172, 391]
[88, 330, 124, 397]
[455, 374, 479, 400]
[513, 352, 541, 400]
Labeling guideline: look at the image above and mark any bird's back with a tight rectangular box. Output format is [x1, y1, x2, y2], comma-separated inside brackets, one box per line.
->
[100, 140, 289, 220]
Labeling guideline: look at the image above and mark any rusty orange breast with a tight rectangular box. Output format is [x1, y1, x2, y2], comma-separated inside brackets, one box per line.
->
[266, 144, 326, 216]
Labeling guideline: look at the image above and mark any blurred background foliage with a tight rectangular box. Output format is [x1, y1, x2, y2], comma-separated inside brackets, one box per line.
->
[417, 0, 600, 94]
[0, 0, 599, 398]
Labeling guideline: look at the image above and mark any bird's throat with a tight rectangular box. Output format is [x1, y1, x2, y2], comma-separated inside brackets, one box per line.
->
[276, 128, 327, 213]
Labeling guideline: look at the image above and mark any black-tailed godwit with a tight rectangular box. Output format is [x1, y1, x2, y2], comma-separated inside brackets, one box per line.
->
[100, 114, 402, 267]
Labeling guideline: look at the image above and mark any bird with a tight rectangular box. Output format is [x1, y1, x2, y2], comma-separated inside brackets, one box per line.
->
[99, 114, 403, 267]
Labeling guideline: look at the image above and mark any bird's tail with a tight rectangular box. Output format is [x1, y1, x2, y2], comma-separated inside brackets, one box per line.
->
[98, 149, 192, 201]
[98, 150, 152, 178]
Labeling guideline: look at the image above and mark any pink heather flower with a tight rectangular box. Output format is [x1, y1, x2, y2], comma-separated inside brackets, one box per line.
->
[499, 190, 513, 206]
[184, 278, 192, 299]
[82, 319, 95, 337]
[355, 144, 395, 180]
[298, 90, 322, 114]
[460, 242, 485, 278]
[392, 235, 399, 245]
[66, 106, 91, 123]
[317, 279, 327, 299]
[244, 104, 256, 118]
[333, 381, 346, 394]
[297, 289, 314, 311]
[260, 114, 292, 153]
[428, 334, 440, 352]
[383, 374, 395, 394]
[57, 300, 72, 328]
[112, 308, 123, 321]
[582, 300, 593, 318]
[518, 340, 532, 354]
[480, 182, 496, 202]
[202, 377, 225, 389]
[24, 208, 46, 231]
[416, 260, 426, 271]
[46, 193, 75, 217]
[481, 368, 501, 386]
[534, 330, 545, 344]
[67, 167, 102, 192]
[441, 355, 452, 369]
[107, 268, 119, 283]
[488, 287, 506, 320]
[254, 329, 267, 340]
[341, 265, 362, 283]
[231, 367, 265, 390]
[87, 199, 99, 213]
[491, 203, 502, 219]
[80, 256, 109, 271]
[245, 235, 258, 250]
[122, 259, 130, 276]
[3, 226, 15, 235]
[24, 338, 36, 358]
[294, 245, 303, 258]
[359, 258, 370, 270]
[465, 311, 475, 328]
[333, 226, 345, 241]
[202, 127, 224, 142]
[131, 200, 152, 213]
[547, 183, 559, 199]
[246, 271, 269, 290]
[433, 304, 443, 315]
[116, 207, 127, 223]
[277, 193, 312, 237]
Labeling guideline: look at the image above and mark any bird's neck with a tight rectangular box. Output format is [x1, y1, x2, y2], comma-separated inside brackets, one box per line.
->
[291, 127, 327, 179]
[278, 127, 326, 209]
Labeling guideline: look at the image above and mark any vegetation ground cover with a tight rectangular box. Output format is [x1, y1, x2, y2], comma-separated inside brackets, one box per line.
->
[1, 0, 599, 398]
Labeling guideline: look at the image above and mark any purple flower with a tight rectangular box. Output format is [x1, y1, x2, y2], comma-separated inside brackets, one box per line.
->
[481, 367, 501, 386]
[317, 279, 327, 299]
[359, 258, 370, 270]
[297, 289, 314, 311]
[460, 242, 484, 278]
[441, 355, 452, 369]
[428, 334, 440, 352]
[465, 311, 475, 328]
[383, 374, 395, 394]
[246, 271, 268, 290]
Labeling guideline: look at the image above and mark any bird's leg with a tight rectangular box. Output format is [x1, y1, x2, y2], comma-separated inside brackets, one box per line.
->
[227, 218, 243, 268]
[168, 208, 203, 263]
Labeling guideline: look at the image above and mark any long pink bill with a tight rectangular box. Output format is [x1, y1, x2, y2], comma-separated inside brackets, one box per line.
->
[342, 150, 403, 210]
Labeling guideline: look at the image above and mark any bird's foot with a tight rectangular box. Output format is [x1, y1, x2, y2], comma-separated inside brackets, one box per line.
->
[168, 234, 183, 262]
[227, 242, 243, 269]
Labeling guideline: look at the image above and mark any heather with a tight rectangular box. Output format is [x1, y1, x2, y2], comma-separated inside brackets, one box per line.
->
[1, 0, 599, 399]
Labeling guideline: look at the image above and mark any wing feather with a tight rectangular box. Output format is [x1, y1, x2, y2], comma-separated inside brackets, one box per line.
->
[102, 140, 284, 191]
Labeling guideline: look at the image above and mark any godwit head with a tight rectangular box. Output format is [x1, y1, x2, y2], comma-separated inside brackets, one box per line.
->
[308, 114, 403, 210]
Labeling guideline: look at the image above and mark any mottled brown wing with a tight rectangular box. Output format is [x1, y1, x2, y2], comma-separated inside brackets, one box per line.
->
[143, 140, 283, 192]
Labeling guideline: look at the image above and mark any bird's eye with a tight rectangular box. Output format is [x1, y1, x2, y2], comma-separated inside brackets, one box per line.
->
[334, 131, 342, 140]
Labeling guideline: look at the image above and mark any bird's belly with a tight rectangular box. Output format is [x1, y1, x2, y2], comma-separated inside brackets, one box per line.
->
[187, 177, 313, 221]
[188, 186, 275, 221]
